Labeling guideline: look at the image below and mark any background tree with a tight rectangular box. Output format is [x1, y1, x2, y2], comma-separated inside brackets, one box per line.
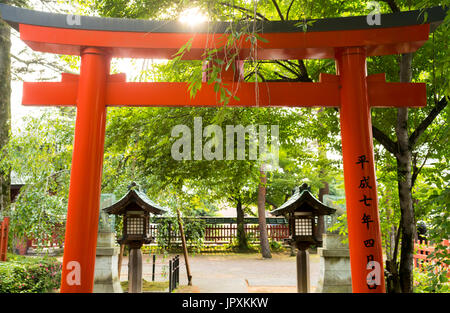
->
[0, 0, 78, 249]
[1, 111, 73, 248]
[368, 0, 449, 293]
[0, 0, 13, 214]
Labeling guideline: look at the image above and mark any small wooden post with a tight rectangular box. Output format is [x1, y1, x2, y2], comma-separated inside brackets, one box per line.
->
[152, 254, 156, 281]
[176, 208, 192, 286]
[118, 243, 125, 278]
[167, 221, 171, 250]
[230, 223, 233, 243]
[169, 259, 173, 292]
[176, 255, 179, 287]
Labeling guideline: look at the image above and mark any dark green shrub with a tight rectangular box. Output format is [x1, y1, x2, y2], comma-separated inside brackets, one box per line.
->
[269, 240, 285, 252]
[0, 254, 62, 293]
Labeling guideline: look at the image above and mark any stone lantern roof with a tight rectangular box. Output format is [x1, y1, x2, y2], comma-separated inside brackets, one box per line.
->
[270, 183, 336, 217]
[103, 187, 166, 216]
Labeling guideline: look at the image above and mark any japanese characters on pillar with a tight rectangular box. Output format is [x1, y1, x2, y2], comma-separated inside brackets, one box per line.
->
[355, 155, 383, 291]
[336, 47, 386, 293]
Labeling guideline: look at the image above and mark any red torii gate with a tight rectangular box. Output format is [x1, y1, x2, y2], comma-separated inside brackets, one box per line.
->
[0, 4, 446, 293]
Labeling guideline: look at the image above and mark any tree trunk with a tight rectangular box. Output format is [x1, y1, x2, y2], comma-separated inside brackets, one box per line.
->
[316, 142, 329, 244]
[368, 0, 448, 290]
[236, 195, 248, 250]
[386, 220, 402, 293]
[257, 168, 272, 258]
[0, 10, 11, 213]
[396, 53, 415, 293]
[372, 54, 448, 293]
[317, 181, 329, 244]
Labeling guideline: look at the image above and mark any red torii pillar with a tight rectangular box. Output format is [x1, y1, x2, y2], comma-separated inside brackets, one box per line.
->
[337, 47, 385, 292]
[62, 48, 110, 292]
[0, 4, 439, 293]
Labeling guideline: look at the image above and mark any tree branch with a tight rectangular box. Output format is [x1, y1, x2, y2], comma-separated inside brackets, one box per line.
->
[274, 60, 301, 77]
[411, 122, 443, 188]
[265, 198, 278, 209]
[244, 68, 266, 82]
[381, 0, 400, 13]
[11, 53, 75, 75]
[296, 59, 312, 82]
[258, 60, 311, 81]
[271, 0, 285, 21]
[218, 2, 270, 21]
[409, 97, 448, 149]
[286, 0, 296, 20]
[275, 72, 295, 81]
[372, 125, 398, 156]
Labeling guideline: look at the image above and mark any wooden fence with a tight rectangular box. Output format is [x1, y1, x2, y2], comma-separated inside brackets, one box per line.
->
[414, 239, 449, 277]
[0, 217, 10, 261]
[29, 234, 64, 250]
[21, 224, 65, 254]
[149, 223, 290, 245]
[24, 219, 288, 251]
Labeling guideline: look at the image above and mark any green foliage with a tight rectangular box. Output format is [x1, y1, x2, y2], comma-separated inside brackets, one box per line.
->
[413, 180, 450, 293]
[120, 280, 169, 292]
[152, 217, 206, 253]
[0, 254, 62, 293]
[269, 239, 285, 252]
[413, 269, 449, 293]
[327, 213, 348, 243]
[182, 218, 206, 251]
[413, 244, 449, 293]
[225, 236, 258, 253]
[415, 173, 450, 241]
[152, 216, 176, 250]
[1, 111, 73, 249]
[10, 187, 66, 248]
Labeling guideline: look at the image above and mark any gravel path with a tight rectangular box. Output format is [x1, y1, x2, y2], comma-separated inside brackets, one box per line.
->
[120, 252, 320, 293]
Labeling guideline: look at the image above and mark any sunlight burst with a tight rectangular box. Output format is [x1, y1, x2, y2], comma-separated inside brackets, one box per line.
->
[178, 7, 208, 26]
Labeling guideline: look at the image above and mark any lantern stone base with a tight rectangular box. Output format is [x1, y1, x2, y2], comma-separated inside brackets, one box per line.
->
[93, 232, 123, 293]
[316, 234, 352, 293]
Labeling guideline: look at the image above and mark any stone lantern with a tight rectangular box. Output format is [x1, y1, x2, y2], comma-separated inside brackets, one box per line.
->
[103, 185, 165, 293]
[271, 183, 336, 293]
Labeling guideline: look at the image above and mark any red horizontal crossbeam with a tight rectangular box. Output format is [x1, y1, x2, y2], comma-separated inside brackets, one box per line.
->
[22, 73, 426, 108]
[20, 23, 429, 60]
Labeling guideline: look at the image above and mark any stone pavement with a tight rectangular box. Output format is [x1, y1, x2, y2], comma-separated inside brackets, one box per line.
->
[119, 252, 320, 293]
